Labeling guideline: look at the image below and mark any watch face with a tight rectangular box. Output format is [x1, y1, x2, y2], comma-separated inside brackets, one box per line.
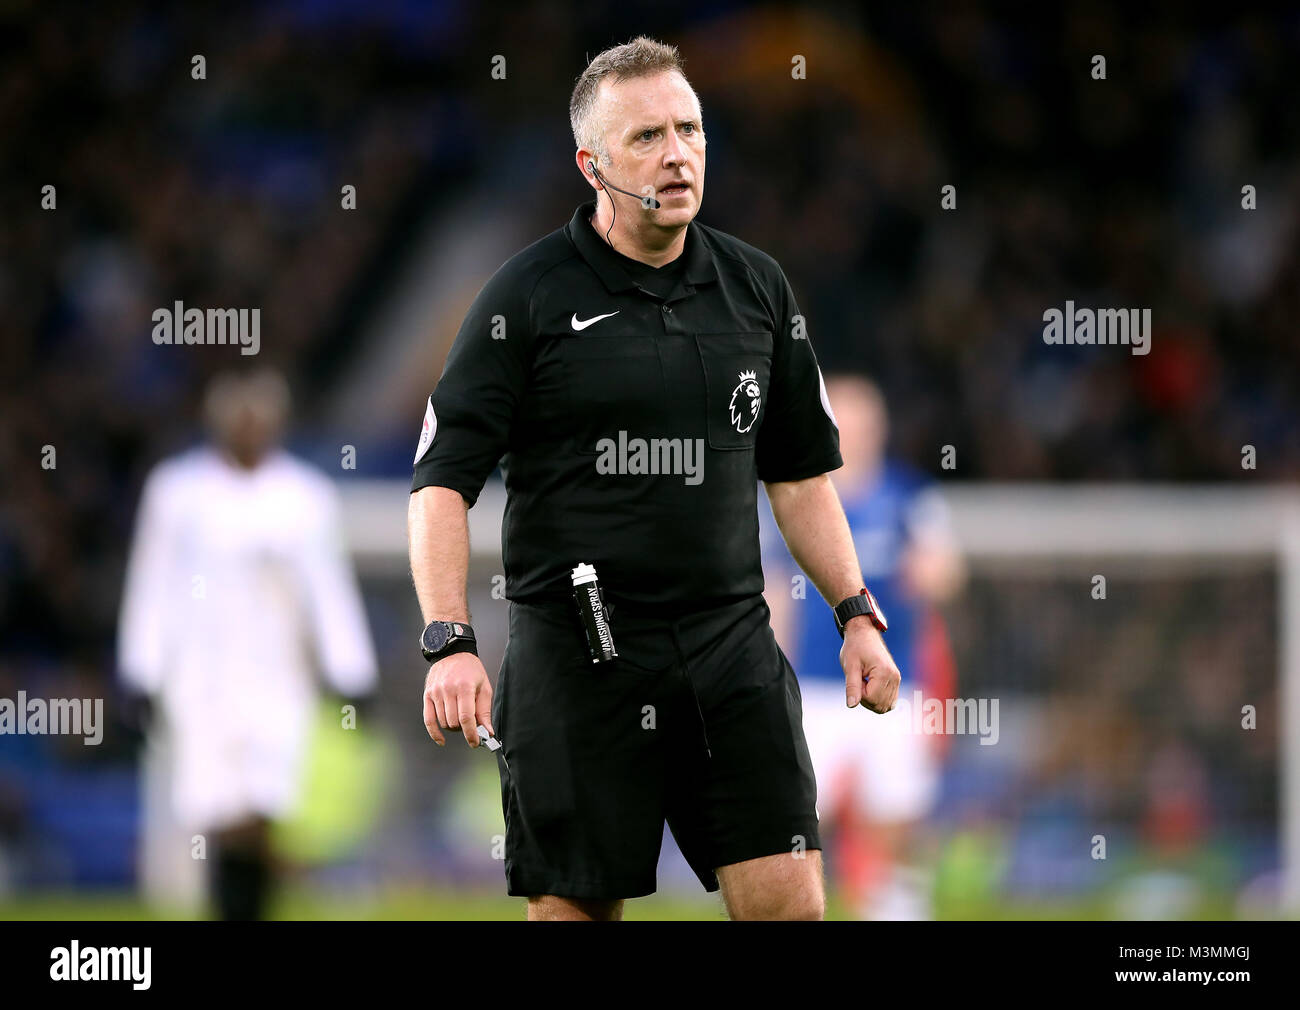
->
[422, 622, 451, 655]
[864, 589, 888, 631]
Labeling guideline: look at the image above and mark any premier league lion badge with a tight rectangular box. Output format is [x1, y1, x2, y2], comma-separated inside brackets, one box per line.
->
[729, 370, 762, 434]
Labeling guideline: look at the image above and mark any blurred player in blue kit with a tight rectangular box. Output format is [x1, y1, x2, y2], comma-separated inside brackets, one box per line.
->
[763, 374, 966, 919]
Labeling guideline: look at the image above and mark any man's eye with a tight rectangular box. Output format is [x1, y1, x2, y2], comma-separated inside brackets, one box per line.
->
[682, 123, 695, 134]
[641, 130, 656, 141]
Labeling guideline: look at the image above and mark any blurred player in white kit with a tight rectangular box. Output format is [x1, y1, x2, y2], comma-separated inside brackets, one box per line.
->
[763, 375, 965, 919]
[116, 368, 378, 919]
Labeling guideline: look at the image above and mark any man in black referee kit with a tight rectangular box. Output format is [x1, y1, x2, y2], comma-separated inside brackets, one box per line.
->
[408, 36, 901, 920]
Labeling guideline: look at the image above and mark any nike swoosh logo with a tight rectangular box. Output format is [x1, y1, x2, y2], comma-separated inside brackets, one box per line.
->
[571, 311, 620, 331]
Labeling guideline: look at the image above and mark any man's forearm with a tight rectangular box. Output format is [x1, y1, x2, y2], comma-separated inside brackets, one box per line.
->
[763, 474, 864, 608]
[408, 485, 472, 624]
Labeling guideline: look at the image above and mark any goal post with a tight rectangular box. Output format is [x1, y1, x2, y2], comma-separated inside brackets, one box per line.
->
[938, 484, 1300, 912]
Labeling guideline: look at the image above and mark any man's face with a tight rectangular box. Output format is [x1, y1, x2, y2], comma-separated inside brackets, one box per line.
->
[208, 380, 287, 468]
[593, 70, 706, 228]
[219, 401, 281, 467]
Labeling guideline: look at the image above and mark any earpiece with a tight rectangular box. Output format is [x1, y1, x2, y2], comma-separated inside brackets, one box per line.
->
[587, 158, 661, 210]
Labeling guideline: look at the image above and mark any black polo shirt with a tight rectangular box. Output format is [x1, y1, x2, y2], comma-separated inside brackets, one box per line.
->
[411, 200, 842, 607]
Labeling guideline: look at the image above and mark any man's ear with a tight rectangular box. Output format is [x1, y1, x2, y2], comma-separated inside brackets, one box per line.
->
[577, 150, 600, 188]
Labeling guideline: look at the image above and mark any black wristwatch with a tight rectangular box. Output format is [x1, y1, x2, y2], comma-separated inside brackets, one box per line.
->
[833, 588, 888, 639]
[420, 620, 478, 663]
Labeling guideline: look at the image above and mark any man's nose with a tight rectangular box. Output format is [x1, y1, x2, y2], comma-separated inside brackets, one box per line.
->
[663, 130, 687, 167]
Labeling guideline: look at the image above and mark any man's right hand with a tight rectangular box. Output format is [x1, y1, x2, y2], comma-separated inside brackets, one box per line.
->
[423, 652, 494, 748]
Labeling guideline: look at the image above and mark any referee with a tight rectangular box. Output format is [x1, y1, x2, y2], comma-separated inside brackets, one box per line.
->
[408, 36, 901, 921]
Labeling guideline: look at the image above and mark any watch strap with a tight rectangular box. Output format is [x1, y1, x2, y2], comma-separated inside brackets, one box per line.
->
[421, 620, 478, 663]
[833, 588, 887, 638]
[429, 638, 478, 663]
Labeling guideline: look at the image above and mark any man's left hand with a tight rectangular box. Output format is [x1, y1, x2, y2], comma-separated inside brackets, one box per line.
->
[840, 620, 901, 713]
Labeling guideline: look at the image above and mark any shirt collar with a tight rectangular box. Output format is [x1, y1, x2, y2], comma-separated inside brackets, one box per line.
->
[566, 200, 718, 295]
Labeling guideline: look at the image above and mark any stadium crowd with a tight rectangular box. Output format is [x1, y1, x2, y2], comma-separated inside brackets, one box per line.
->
[0, 2, 1294, 900]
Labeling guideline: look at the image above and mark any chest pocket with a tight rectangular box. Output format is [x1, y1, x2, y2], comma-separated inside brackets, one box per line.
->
[557, 334, 664, 454]
[695, 331, 773, 450]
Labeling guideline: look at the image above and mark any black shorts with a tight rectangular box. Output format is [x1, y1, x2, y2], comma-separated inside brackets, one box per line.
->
[491, 592, 821, 900]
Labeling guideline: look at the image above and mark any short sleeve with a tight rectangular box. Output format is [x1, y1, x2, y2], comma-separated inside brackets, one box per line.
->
[411, 265, 533, 506]
[755, 264, 843, 482]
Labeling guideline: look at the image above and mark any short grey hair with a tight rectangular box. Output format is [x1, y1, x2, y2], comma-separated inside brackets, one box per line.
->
[569, 36, 697, 162]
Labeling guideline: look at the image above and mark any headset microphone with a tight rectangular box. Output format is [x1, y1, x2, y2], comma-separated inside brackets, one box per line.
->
[588, 160, 661, 209]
